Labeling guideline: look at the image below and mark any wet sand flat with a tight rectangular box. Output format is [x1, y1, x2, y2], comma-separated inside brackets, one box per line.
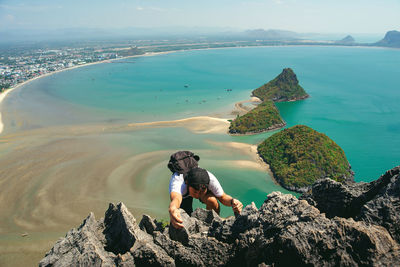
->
[0, 116, 274, 266]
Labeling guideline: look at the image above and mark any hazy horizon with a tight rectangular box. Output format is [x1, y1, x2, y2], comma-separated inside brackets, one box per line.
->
[1, 0, 399, 34]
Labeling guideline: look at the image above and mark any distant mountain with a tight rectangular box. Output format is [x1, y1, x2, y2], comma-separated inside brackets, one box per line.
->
[243, 29, 300, 40]
[336, 35, 355, 44]
[375, 30, 400, 47]
[0, 27, 241, 43]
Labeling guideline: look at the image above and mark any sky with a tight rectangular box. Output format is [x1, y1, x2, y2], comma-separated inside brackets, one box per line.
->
[0, 0, 399, 34]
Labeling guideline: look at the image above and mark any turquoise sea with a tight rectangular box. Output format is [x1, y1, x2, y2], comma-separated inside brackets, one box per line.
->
[8, 46, 399, 180]
[1, 46, 400, 265]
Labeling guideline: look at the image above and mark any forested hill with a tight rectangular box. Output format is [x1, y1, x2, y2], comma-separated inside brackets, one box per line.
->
[229, 100, 285, 134]
[252, 68, 309, 102]
[257, 125, 353, 192]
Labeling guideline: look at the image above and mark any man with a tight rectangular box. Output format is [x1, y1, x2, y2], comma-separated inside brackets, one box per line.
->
[169, 167, 243, 229]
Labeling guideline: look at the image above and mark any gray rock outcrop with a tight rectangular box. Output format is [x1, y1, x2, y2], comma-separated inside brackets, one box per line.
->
[40, 166, 400, 266]
[301, 166, 400, 243]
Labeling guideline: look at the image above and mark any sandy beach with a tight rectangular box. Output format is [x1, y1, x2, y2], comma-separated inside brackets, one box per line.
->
[0, 88, 16, 134]
[233, 96, 262, 115]
[0, 50, 174, 135]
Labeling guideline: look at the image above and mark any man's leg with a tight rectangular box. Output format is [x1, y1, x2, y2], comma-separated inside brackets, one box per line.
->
[180, 196, 193, 215]
[200, 191, 220, 214]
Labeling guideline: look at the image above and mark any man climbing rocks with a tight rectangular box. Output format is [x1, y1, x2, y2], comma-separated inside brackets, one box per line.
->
[167, 151, 243, 229]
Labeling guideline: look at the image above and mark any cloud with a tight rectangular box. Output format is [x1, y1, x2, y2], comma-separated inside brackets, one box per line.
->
[4, 14, 15, 22]
[6, 14, 15, 21]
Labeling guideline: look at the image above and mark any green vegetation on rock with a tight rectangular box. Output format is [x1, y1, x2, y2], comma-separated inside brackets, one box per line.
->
[229, 100, 285, 134]
[252, 68, 309, 102]
[257, 125, 353, 192]
[229, 68, 308, 134]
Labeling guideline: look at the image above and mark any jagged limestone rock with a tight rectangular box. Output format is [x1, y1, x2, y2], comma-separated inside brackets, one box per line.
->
[39, 213, 116, 267]
[40, 166, 400, 266]
[103, 202, 152, 255]
[139, 214, 157, 235]
[358, 167, 400, 243]
[130, 240, 175, 267]
[301, 166, 400, 243]
[192, 208, 222, 226]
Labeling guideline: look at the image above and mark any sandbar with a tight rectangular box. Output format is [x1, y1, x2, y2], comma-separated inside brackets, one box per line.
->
[233, 96, 262, 115]
[127, 116, 230, 134]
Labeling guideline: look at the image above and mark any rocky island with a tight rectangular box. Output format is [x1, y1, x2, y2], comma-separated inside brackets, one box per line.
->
[229, 68, 309, 134]
[375, 30, 400, 48]
[257, 125, 353, 192]
[229, 100, 285, 134]
[39, 166, 400, 266]
[251, 68, 309, 102]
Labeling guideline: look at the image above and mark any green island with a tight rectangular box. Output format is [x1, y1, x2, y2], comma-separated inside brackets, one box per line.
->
[257, 125, 353, 192]
[229, 100, 285, 134]
[229, 68, 309, 134]
[252, 68, 309, 102]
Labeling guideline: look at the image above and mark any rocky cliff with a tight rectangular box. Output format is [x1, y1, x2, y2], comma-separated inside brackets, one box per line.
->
[39, 166, 400, 266]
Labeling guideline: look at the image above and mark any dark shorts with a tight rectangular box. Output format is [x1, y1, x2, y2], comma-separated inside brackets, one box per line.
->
[180, 196, 193, 215]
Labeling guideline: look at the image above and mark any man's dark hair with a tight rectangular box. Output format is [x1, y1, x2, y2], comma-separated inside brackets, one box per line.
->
[186, 167, 210, 190]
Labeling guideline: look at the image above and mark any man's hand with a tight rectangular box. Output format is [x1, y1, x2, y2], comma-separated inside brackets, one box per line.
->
[232, 198, 243, 215]
[169, 192, 184, 229]
[169, 208, 184, 229]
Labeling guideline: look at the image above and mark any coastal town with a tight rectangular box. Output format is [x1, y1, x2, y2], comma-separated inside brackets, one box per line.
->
[0, 45, 143, 92]
[0, 40, 254, 93]
[2, 29, 398, 94]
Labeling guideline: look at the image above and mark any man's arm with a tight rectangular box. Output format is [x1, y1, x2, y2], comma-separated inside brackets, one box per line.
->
[217, 193, 243, 214]
[169, 192, 184, 229]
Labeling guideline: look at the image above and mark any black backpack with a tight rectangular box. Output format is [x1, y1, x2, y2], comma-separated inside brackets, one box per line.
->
[167, 151, 200, 178]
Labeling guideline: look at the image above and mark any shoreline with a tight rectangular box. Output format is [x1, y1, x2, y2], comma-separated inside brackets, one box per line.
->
[233, 96, 262, 115]
[228, 122, 287, 136]
[1, 43, 397, 134]
[0, 51, 174, 135]
[0, 57, 278, 175]
[0, 87, 16, 133]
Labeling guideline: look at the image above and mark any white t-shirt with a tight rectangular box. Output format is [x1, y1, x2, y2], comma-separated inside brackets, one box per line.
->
[169, 171, 224, 198]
